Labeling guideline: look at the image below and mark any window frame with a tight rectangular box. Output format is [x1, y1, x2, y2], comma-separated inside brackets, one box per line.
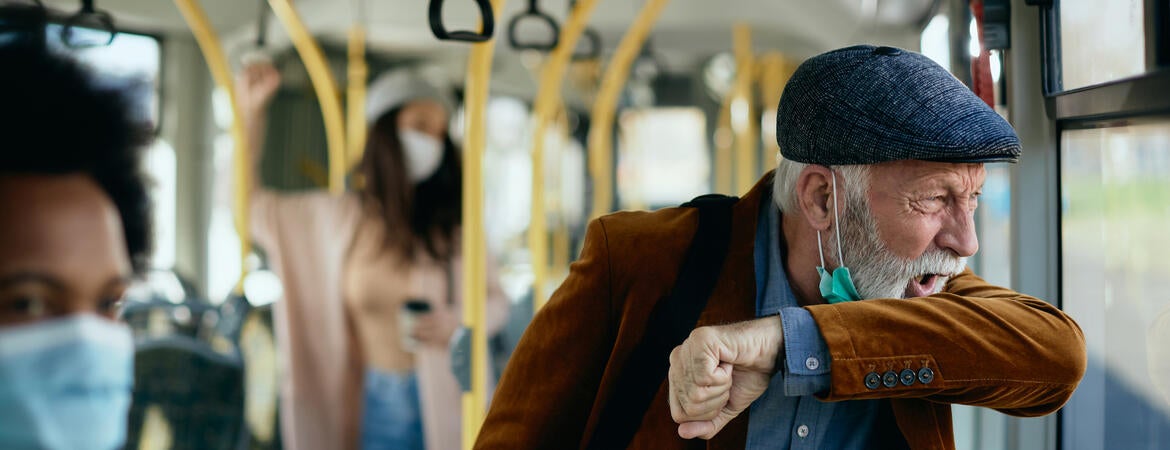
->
[1035, 0, 1170, 121]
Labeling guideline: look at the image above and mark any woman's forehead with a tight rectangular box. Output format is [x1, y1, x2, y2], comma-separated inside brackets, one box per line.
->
[0, 175, 130, 284]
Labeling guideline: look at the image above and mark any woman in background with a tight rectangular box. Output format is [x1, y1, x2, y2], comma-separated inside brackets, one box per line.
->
[237, 62, 508, 450]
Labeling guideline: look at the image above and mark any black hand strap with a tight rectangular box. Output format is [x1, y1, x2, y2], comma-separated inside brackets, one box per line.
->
[506, 0, 559, 51]
[585, 193, 738, 450]
[428, 0, 496, 43]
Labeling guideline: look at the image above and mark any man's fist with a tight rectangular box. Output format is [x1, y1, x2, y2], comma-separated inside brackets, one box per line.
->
[667, 316, 784, 440]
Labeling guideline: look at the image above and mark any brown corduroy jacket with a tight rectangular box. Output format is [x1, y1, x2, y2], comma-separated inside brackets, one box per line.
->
[475, 173, 1086, 450]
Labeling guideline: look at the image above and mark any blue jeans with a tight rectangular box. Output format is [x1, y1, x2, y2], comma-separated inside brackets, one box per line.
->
[361, 369, 424, 450]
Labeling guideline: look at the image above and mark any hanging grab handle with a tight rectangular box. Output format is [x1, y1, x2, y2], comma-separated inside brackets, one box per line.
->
[428, 0, 496, 43]
[572, 26, 601, 60]
[507, 0, 559, 51]
[566, 0, 599, 60]
[61, 0, 117, 48]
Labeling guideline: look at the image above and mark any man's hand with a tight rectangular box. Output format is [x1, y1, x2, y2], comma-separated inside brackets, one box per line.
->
[668, 315, 784, 440]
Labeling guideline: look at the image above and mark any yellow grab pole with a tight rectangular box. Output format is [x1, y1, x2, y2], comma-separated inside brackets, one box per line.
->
[714, 87, 734, 194]
[530, 0, 601, 312]
[550, 104, 572, 282]
[757, 53, 787, 169]
[267, 0, 346, 195]
[173, 0, 250, 292]
[732, 23, 756, 194]
[346, 24, 368, 170]
[588, 0, 671, 220]
[461, 0, 505, 447]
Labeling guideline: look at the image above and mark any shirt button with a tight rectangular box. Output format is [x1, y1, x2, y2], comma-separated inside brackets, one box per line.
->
[900, 369, 916, 386]
[804, 356, 820, 371]
[864, 372, 881, 389]
[796, 424, 810, 438]
[882, 371, 899, 388]
[918, 367, 936, 384]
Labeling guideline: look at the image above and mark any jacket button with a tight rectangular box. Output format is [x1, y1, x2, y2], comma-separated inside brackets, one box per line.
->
[900, 369, 916, 386]
[864, 372, 881, 389]
[918, 367, 935, 384]
[882, 371, 899, 388]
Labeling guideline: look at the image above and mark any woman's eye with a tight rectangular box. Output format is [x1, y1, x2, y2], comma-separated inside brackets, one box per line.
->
[98, 297, 125, 316]
[1, 296, 47, 319]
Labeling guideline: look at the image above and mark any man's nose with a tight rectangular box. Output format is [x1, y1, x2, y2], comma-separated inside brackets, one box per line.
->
[936, 207, 979, 258]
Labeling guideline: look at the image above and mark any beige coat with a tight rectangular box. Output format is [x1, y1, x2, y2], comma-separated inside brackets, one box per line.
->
[251, 190, 507, 450]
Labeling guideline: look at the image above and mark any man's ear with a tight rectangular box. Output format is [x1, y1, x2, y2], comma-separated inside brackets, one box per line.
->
[796, 165, 835, 231]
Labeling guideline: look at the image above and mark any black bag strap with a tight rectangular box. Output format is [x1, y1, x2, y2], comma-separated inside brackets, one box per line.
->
[585, 193, 738, 450]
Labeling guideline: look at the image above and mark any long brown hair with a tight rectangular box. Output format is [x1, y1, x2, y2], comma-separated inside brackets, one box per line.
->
[357, 107, 462, 263]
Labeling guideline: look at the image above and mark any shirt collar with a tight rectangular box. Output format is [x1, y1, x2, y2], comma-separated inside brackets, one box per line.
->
[754, 189, 800, 316]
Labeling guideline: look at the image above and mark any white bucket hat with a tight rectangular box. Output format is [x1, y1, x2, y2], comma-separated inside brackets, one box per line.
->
[364, 69, 454, 123]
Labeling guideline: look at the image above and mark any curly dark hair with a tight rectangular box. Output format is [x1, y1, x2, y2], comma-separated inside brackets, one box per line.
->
[0, 41, 154, 274]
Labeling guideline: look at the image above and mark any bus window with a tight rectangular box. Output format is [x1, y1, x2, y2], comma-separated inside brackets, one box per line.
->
[1059, 0, 1146, 91]
[1061, 121, 1170, 450]
[43, 25, 173, 272]
[617, 107, 710, 210]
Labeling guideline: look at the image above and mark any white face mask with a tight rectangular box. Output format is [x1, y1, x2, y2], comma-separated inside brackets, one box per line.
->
[0, 315, 135, 450]
[398, 129, 444, 183]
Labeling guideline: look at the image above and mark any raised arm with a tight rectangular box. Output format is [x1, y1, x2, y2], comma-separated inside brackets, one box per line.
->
[234, 61, 282, 198]
[668, 268, 1087, 439]
[805, 268, 1086, 414]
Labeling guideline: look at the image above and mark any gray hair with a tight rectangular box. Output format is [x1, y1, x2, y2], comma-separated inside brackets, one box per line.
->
[772, 156, 870, 214]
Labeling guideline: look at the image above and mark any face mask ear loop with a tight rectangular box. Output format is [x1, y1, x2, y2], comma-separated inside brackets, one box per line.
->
[831, 169, 845, 268]
[816, 230, 826, 268]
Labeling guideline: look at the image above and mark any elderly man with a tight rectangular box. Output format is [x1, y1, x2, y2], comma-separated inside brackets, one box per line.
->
[475, 45, 1086, 450]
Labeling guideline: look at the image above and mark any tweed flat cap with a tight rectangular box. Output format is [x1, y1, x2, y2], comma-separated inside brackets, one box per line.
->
[777, 45, 1020, 165]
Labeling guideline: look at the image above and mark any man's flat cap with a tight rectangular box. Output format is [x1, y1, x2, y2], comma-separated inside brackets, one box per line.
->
[777, 45, 1021, 165]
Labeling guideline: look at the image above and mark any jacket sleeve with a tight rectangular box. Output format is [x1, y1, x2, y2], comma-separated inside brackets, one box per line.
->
[475, 219, 616, 449]
[805, 268, 1087, 417]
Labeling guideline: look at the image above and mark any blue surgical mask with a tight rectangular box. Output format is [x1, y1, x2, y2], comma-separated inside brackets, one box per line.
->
[817, 170, 862, 304]
[0, 315, 135, 450]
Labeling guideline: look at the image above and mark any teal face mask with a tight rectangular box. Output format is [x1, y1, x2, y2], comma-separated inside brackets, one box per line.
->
[817, 265, 862, 304]
[817, 170, 862, 304]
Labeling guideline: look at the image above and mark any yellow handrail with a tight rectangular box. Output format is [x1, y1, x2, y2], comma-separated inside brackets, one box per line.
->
[548, 104, 572, 288]
[530, 0, 600, 312]
[732, 23, 757, 194]
[714, 87, 734, 194]
[267, 0, 346, 195]
[461, 0, 506, 447]
[588, 0, 671, 220]
[757, 52, 788, 170]
[347, 24, 368, 170]
[173, 0, 250, 293]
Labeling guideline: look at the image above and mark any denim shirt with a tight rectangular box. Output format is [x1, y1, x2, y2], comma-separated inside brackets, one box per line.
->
[745, 192, 900, 449]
